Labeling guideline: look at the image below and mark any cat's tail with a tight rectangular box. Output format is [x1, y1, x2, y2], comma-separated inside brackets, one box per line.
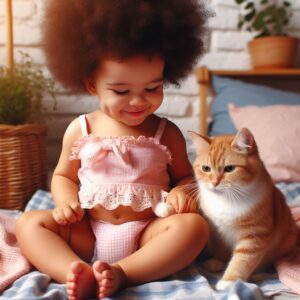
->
[154, 202, 174, 218]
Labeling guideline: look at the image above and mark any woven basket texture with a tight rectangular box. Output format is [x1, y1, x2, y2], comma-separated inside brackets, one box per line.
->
[0, 124, 47, 210]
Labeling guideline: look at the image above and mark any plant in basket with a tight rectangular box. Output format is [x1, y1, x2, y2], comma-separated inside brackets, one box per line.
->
[235, 0, 298, 68]
[0, 52, 56, 210]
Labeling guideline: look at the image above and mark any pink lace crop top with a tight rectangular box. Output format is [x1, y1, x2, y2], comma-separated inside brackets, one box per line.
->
[70, 115, 172, 211]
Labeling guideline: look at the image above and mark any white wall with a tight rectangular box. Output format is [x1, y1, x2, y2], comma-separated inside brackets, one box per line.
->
[1, 0, 300, 169]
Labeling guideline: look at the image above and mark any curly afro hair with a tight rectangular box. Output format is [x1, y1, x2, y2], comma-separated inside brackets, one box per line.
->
[43, 0, 212, 94]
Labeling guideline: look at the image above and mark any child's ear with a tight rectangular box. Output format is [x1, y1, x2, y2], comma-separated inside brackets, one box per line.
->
[84, 78, 97, 95]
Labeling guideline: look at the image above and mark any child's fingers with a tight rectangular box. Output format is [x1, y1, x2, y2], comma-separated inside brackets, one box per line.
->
[70, 202, 84, 221]
[52, 202, 81, 224]
[52, 208, 68, 224]
[62, 205, 78, 223]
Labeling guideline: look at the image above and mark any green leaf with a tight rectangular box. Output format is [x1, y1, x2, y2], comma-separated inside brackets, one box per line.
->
[0, 52, 57, 125]
[235, 0, 246, 4]
[255, 29, 270, 38]
[245, 2, 254, 10]
[245, 9, 256, 21]
[252, 11, 266, 31]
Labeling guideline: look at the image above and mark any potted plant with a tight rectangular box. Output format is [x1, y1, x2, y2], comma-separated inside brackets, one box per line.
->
[0, 52, 56, 210]
[235, 0, 298, 69]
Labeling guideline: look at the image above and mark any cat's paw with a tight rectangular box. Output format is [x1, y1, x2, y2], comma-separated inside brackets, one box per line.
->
[202, 259, 225, 273]
[251, 273, 265, 282]
[216, 279, 234, 290]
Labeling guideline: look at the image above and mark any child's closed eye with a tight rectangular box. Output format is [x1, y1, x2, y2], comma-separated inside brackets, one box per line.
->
[110, 89, 129, 95]
[109, 85, 162, 95]
[145, 85, 161, 92]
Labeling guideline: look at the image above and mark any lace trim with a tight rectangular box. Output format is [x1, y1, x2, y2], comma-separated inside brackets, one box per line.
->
[78, 183, 170, 211]
[70, 134, 172, 163]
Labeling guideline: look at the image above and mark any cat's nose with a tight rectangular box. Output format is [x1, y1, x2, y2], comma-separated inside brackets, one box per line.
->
[211, 179, 220, 187]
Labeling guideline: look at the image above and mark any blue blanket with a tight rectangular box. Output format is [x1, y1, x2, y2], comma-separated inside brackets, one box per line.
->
[1, 183, 300, 300]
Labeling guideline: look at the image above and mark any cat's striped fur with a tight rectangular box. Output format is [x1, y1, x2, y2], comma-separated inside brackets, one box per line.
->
[190, 128, 297, 290]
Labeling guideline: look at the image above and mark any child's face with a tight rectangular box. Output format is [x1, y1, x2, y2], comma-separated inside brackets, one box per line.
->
[90, 55, 165, 126]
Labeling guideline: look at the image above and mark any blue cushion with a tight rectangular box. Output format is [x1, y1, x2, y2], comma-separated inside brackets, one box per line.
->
[209, 76, 300, 136]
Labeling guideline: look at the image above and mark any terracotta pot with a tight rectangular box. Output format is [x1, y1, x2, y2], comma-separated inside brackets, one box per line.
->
[248, 36, 299, 69]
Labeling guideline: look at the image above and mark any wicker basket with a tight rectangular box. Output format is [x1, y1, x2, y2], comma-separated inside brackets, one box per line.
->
[0, 124, 48, 210]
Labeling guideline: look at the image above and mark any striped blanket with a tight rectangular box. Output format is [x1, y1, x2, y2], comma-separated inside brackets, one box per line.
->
[1, 182, 300, 300]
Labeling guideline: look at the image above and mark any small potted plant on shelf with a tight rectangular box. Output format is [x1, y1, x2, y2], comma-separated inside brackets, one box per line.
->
[235, 0, 298, 69]
[0, 52, 56, 210]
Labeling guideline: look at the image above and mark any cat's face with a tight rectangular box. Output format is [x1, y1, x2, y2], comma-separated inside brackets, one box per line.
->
[190, 128, 260, 193]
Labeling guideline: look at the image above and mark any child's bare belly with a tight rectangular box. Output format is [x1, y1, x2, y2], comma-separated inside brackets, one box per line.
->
[88, 205, 155, 224]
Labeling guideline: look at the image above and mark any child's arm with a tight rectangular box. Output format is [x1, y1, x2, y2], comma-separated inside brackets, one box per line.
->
[163, 121, 198, 213]
[51, 119, 84, 225]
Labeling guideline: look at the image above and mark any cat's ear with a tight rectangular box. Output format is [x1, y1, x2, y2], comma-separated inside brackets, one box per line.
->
[231, 128, 256, 154]
[188, 131, 210, 153]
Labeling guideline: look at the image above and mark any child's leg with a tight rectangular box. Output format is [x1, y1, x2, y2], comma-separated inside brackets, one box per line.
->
[15, 210, 96, 299]
[93, 213, 209, 298]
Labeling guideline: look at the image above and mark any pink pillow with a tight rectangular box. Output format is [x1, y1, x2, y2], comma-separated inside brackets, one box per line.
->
[228, 103, 300, 182]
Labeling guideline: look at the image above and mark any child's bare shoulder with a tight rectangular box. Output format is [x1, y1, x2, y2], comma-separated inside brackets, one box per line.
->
[163, 119, 185, 142]
[62, 116, 84, 148]
[160, 118, 187, 153]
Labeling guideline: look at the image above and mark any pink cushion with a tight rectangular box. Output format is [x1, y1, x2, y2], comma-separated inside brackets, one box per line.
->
[276, 206, 300, 295]
[228, 104, 300, 182]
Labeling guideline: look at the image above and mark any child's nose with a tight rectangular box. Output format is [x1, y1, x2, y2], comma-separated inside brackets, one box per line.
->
[130, 94, 147, 105]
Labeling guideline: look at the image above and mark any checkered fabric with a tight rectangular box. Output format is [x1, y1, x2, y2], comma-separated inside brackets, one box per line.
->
[1, 184, 300, 300]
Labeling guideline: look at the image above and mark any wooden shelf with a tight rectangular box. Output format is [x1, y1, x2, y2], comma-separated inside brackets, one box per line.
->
[197, 66, 300, 83]
[210, 68, 300, 76]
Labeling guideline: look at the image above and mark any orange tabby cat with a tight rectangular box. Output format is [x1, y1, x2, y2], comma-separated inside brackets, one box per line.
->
[189, 128, 297, 290]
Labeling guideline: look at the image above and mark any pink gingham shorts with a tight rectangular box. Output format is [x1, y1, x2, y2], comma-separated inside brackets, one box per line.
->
[90, 218, 153, 264]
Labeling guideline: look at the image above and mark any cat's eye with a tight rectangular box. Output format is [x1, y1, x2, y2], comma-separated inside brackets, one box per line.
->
[202, 165, 211, 172]
[224, 165, 235, 173]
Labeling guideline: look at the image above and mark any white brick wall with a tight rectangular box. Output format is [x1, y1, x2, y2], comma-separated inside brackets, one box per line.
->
[1, 0, 300, 169]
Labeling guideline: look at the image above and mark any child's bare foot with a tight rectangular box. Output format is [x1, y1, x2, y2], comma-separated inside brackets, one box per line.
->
[66, 261, 96, 300]
[92, 261, 126, 299]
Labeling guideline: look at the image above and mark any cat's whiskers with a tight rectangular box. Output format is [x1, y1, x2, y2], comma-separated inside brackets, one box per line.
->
[225, 183, 254, 204]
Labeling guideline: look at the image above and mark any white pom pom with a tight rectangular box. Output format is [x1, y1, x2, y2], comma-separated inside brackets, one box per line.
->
[154, 202, 174, 218]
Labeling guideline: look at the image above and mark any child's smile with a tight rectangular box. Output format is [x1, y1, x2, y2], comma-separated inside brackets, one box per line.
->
[122, 109, 148, 117]
[88, 55, 165, 126]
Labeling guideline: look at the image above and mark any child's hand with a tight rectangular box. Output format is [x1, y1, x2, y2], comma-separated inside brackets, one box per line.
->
[167, 186, 199, 213]
[52, 201, 84, 225]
